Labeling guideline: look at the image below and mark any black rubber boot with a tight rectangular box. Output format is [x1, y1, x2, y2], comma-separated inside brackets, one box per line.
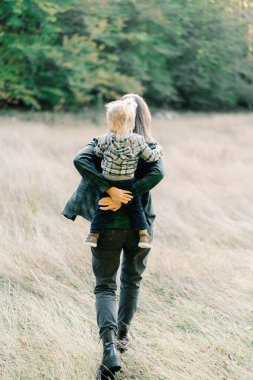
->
[116, 324, 132, 353]
[97, 329, 121, 380]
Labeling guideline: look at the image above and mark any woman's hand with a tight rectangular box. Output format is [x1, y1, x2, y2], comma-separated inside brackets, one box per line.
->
[106, 187, 133, 204]
[99, 197, 122, 211]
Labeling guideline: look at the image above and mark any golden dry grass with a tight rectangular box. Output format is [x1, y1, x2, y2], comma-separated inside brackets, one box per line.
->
[0, 112, 253, 380]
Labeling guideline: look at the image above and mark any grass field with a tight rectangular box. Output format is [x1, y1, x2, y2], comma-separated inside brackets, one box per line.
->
[0, 112, 253, 380]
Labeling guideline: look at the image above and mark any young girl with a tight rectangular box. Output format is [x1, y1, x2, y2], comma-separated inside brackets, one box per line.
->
[84, 98, 163, 248]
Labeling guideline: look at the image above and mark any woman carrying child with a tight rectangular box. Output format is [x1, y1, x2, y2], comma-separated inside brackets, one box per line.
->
[62, 93, 165, 379]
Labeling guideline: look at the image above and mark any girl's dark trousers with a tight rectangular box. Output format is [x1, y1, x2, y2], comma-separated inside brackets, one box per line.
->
[91, 228, 151, 337]
[90, 178, 148, 233]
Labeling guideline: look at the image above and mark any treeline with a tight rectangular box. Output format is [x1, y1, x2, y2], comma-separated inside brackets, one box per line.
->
[0, 0, 253, 110]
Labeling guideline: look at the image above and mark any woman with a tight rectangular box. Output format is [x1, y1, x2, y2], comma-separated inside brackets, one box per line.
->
[62, 94, 165, 379]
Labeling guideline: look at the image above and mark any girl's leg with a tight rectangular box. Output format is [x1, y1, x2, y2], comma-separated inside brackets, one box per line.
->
[90, 203, 109, 234]
[125, 196, 149, 232]
[85, 197, 110, 246]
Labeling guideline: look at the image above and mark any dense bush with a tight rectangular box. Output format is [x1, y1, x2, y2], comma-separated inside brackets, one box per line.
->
[0, 0, 252, 110]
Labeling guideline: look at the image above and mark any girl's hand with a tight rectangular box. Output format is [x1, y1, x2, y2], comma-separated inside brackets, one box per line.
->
[106, 187, 133, 204]
[99, 197, 122, 211]
[156, 144, 163, 153]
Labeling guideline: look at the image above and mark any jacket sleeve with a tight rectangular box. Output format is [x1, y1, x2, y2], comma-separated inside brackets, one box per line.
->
[73, 139, 111, 193]
[130, 156, 165, 199]
[139, 137, 163, 163]
[94, 135, 107, 158]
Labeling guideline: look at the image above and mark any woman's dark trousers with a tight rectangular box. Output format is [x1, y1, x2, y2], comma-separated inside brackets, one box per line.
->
[91, 228, 151, 337]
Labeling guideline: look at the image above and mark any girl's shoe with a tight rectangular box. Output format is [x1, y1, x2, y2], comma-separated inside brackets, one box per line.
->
[138, 234, 152, 248]
[84, 233, 98, 247]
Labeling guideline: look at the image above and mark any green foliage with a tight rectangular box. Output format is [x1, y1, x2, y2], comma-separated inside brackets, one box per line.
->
[0, 0, 252, 110]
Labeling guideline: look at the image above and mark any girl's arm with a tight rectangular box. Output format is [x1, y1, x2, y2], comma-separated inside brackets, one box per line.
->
[94, 134, 107, 157]
[139, 137, 163, 163]
[131, 156, 165, 198]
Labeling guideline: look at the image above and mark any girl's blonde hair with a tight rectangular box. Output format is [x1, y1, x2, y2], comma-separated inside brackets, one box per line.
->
[106, 98, 138, 138]
[121, 93, 152, 140]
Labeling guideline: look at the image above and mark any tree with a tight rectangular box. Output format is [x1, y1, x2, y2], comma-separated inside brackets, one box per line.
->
[0, 0, 252, 110]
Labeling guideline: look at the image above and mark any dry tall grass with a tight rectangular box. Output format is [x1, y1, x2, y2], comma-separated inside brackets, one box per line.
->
[0, 112, 252, 380]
